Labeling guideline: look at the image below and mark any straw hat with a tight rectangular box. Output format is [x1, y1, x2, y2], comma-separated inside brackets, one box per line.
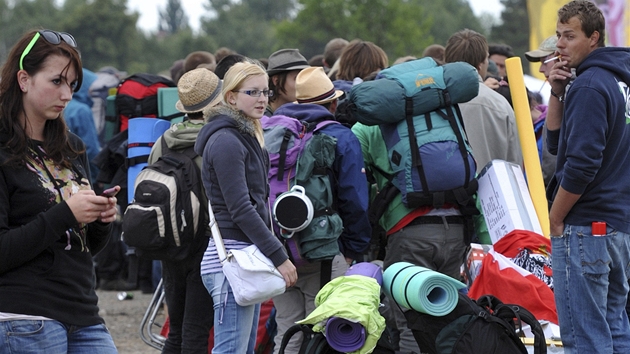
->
[295, 67, 344, 105]
[525, 36, 558, 62]
[267, 49, 310, 76]
[175, 68, 222, 113]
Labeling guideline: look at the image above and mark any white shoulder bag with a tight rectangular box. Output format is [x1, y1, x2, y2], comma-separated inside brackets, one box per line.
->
[209, 201, 286, 306]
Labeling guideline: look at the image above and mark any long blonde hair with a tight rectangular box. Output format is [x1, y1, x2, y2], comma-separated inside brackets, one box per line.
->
[222, 61, 267, 146]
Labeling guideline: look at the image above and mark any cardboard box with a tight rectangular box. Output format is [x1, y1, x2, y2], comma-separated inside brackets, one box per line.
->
[477, 160, 543, 244]
[462, 243, 492, 287]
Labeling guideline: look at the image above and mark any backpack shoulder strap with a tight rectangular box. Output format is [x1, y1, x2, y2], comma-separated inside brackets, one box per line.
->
[279, 324, 318, 354]
[313, 119, 340, 132]
[161, 111, 186, 121]
[476, 294, 504, 311]
[367, 181, 399, 228]
[160, 138, 199, 163]
[495, 303, 547, 354]
[278, 324, 302, 354]
[160, 136, 169, 155]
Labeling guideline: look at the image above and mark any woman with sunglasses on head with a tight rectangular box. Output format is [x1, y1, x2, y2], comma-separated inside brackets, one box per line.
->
[0, 29, 119, 353]
[194, 61, 297, 353]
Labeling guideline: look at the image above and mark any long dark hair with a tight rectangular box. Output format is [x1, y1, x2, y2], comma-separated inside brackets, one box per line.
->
[0, 29, 84, 168]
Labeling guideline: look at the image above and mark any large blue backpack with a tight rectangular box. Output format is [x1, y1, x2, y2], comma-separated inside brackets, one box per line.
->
[347, 58, 479, 214]
[262, 115, 343, 268]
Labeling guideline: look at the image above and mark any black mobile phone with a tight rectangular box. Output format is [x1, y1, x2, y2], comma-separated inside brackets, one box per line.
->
[101, 187, 118, 197]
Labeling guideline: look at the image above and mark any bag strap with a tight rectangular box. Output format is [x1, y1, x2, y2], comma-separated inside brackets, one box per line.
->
[160, 137, 199, 161]
[476, 294, 505, 311]
[434, 103, 471, 189]
[277, 129, 293, 182]
[161, 111, 186, 121]
[320, 259, 332, 289]
[279, 324, 313, 354]
[495, 303, 547, 354]
[476, 309, 527, 353]
[387, 263, 418, 314]
[367, 181, 400, 228]
[404, 97, 430, 197]
[208, 200, 228, 263]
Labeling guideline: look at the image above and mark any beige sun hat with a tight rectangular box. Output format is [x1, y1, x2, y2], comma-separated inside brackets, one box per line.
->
[175, 68, 222, 113]
[295, 67, 344, 105]
[525, 36, 558, 62]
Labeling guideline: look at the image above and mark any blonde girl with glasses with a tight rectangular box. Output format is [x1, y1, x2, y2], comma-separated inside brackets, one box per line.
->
[0, 29, 119, 353]
[195, 61, 297, 353]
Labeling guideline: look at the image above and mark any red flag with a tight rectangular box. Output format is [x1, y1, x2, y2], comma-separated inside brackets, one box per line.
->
[493, 229, 551, 258]
[468, 249, 558, 324]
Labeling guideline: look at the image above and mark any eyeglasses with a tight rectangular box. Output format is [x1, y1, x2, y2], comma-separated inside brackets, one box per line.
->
[236, 89, 274, 98]
[19, 30, 78, 70]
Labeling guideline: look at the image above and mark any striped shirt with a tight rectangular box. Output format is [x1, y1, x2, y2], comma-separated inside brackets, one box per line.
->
[200, 239, 251, 275]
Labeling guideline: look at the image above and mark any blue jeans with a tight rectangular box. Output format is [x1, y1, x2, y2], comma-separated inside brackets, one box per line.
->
[0, 320, 116, 354]
[552, 224, 630, 354]
[201, 271, 259, 354]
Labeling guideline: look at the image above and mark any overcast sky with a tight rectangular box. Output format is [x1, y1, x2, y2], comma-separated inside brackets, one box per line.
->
[127, 0, 503, 33]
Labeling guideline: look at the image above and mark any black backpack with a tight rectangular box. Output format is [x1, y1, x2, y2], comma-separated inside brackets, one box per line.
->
[121, 139, 205, 261]
[405, 293, 547, 354]
[278, 323, 395, 354]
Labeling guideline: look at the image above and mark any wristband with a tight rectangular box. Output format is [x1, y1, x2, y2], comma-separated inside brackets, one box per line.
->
[550, 89, 564, 101]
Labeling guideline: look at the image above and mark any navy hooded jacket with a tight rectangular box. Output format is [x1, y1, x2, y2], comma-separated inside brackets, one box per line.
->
[548, 47, 630, 233]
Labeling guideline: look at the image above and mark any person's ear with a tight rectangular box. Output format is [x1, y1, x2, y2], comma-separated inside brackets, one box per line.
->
[226, 92, 236, 105]
[17, 70, 29, 92]
[590, 30, 600, 47]
[329, 99, 338, 114]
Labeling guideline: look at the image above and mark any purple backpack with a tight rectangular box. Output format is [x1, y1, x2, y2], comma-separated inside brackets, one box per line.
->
[262, 115, 342, 267]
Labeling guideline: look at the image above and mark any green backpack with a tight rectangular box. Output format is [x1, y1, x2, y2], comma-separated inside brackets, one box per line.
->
[348, 57, 480, 213]
[262, 115, 343, 268]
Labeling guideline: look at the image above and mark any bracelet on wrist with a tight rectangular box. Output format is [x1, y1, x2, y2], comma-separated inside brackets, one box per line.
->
[550, 89, 564, 100]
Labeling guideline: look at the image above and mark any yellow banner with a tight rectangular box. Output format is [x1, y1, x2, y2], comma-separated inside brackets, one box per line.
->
[527, 0, 629, 80]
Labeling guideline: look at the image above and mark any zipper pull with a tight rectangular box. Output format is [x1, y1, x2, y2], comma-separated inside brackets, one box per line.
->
[181, 209, 187, 231]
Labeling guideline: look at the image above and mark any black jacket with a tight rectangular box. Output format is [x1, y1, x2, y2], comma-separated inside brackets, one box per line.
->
[0, 133, 111, 326]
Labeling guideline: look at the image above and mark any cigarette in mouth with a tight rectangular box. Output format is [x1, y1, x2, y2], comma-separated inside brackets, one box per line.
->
[544, 55, 561, 64]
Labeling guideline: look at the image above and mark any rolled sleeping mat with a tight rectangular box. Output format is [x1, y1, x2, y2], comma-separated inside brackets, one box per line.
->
[325, 317, 366, 352]
[347, 57, 479, 125]
[383, 262, 466, 316]
[345, 261, 383, 286]
[127, 118, 171, 203]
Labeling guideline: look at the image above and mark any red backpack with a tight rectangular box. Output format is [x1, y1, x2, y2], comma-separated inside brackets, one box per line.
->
[115, 73, 177, 132]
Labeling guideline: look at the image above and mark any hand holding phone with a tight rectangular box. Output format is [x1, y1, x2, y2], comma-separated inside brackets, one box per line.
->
[101, 187, 119, 198]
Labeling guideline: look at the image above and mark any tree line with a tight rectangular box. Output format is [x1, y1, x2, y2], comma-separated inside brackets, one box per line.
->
[0, 0, 530, 76]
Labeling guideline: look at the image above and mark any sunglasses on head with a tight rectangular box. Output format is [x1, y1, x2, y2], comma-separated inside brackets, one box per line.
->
[19, 30, 78, 71]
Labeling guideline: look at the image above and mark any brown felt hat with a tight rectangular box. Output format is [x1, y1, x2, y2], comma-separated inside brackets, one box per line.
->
[175, 68, 222, 114]
[267, 49, 310, 76]
[295, 67, 344, 105]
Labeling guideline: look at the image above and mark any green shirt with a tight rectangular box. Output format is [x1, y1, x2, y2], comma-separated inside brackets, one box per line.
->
[351, 122, 416, 232]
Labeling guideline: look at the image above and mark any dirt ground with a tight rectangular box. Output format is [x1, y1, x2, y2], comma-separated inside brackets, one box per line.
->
[97, 288, 166, 354]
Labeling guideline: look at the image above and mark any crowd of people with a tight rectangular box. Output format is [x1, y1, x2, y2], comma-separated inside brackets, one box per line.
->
[1, 0, 629, 353]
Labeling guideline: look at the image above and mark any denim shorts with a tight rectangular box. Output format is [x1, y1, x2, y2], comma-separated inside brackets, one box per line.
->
[0, 320, 116, 354]
[552, 224, 630, 353]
